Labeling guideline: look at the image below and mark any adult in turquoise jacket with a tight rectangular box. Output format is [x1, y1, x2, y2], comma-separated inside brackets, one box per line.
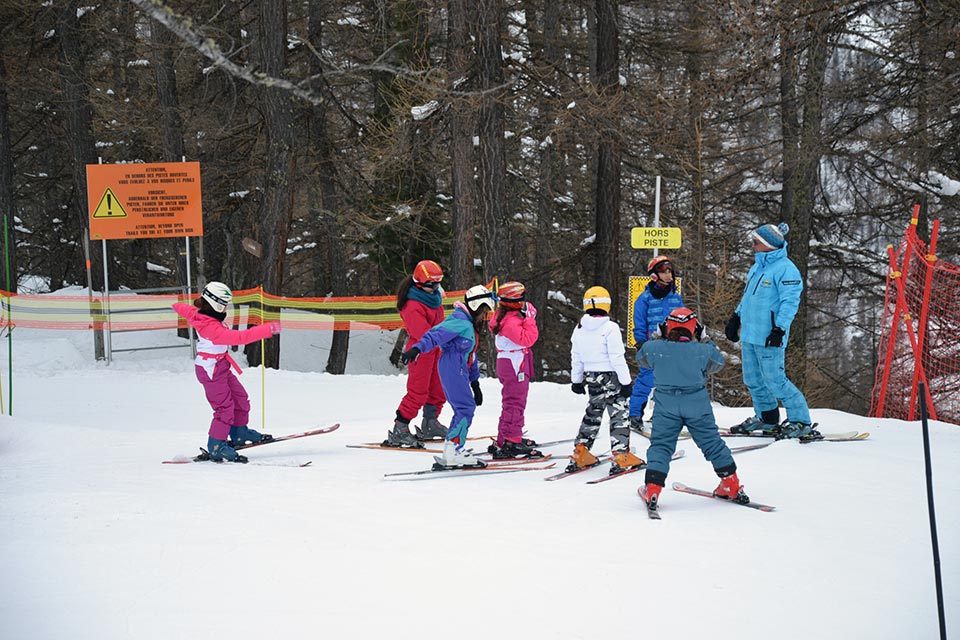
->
[630, 256, 683, 429]
[724, 222, 813, 438]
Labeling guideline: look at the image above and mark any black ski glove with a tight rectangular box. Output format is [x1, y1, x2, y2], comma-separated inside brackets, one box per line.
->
[400, 346, 421, 365]
[724, 313, 741, 342]
[765, 326, 785, 348]
[619, 381, 633, 398]
[571, 382, 586, 395]
[471, 380, 483, 406]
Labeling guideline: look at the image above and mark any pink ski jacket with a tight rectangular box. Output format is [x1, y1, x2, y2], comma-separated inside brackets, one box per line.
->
[173, 303, 276, 378]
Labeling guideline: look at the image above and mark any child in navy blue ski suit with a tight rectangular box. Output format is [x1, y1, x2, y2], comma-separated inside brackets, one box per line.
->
[638, 307, 749, 509]
[401, 285, 496, 468]
[630, 255, 683, 432]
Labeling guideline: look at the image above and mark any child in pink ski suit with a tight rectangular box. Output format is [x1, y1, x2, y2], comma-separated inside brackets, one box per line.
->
[173, 282, 281, 463]
[487, 281, 542, 459]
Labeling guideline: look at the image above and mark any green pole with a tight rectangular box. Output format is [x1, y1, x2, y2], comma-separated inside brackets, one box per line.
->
[3, 213, 10, 415]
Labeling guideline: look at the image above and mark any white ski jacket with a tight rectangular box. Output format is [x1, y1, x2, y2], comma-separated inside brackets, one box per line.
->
[570, 314, 631, 385]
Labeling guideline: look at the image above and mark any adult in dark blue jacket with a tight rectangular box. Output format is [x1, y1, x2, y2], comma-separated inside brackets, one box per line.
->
[629, 256, 683, 432]
[724, 223, 814, 438]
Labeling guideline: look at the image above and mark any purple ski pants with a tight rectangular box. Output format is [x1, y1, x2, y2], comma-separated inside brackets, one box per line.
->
[195, 359, 250, 440]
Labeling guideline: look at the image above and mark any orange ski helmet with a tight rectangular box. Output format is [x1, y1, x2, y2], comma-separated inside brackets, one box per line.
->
[647, 255, 674, 281]
[497, 281, 526, 310]
[413, 260, 444, 285]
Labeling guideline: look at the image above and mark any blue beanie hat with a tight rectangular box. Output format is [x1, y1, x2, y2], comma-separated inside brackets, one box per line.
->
[751, 222, 789, 249]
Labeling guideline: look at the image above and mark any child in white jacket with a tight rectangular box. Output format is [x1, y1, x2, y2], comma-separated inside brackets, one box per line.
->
[567, 286, 645, 475]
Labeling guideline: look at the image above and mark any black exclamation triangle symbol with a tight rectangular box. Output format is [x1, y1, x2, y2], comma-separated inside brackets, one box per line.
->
[107, 192, 113, 216]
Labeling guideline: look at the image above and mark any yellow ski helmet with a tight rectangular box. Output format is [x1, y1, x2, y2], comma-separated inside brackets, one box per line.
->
[582, 286, 611, 313]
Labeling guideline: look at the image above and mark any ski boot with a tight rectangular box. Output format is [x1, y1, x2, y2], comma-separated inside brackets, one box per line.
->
[433, 440, 486, 469]
[713, 472, 750, 504]
[205, 437, 248, 463]
[229, 425, 273, 449]
[798, 424, 824, 443]
[491, 439, 544, 460]
[777, 421, 817, 440]
[383, 414, 424, 448]
[729, 410, 780, 436]
[565, 443, 599, 473]
[609, 450, 646, 475]
[643, 483, 662, 507]
[415, 405, 449, 441]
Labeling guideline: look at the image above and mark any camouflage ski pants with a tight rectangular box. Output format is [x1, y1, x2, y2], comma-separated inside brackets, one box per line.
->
[575, 371, 630, 453]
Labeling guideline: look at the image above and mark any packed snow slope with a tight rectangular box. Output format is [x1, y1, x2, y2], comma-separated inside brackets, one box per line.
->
[0, 326, 957, 640]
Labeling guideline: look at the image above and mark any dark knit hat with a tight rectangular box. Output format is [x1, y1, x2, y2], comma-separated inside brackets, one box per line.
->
[751, 222, 789, 249]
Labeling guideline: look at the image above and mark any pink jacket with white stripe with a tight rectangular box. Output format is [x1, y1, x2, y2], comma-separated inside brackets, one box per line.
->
[173, 303, 274, 377]
[490, 304, 539, 374]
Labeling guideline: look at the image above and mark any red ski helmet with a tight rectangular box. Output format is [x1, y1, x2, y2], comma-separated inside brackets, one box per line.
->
[664, 307, 699, 341]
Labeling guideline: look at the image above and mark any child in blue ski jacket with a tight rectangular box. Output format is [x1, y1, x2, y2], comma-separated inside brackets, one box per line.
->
[401, 285, 496, 468]
[630, 255, 684, 432]
[638, 307, 748, 511]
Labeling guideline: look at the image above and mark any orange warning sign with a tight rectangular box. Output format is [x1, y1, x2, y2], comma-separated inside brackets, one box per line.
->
[86, 162, 203, 240]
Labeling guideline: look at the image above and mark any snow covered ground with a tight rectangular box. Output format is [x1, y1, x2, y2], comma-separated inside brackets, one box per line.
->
[0, 322, 957, 640]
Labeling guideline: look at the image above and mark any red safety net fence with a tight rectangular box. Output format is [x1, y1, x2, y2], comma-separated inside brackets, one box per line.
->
[870, 207, 960, 425]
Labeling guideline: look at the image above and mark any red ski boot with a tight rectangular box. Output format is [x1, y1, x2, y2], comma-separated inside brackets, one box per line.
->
[713, 472, 750, 504]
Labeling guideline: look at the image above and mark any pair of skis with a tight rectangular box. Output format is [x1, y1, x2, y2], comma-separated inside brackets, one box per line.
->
[718, 428, 869, 443]
[162, 424, 341, 466]
[637, 424, 869, 443]
[383, 455, 557, 480]
[639, 482, 776, 519]
[544, 440, 765, 484]
[543, 449, 687, 483]
[348, 436, 575, 454]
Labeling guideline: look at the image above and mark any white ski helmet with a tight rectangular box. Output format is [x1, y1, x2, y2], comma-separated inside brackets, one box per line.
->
[464, 285, 495, 313]
[201, 281, 232, 313]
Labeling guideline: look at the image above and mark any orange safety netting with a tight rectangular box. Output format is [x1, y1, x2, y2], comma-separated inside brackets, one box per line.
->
[0, 287, 468, 333]
[870, 209, 960, 425]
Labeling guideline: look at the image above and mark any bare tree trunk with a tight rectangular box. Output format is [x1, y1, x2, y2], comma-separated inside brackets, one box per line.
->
[307, 0, 350, 374]
[322, 206, 350, 374]
[447, 0, 477, 289]
[593, 0, 621, 318]
[779, 13, 831, 389]
[0, 50, 17, 290]
[152, 21, 186, 162]
[685, 2, 706, 311]
[57, 1, 103, 359]
[247, 0, 296, 369]
[476, 0, 509, 281]
[151, 14, 190, 334]
[524, 0, 561, 379]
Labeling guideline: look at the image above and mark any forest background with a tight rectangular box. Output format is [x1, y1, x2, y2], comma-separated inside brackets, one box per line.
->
[0, 0, 957, 416]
